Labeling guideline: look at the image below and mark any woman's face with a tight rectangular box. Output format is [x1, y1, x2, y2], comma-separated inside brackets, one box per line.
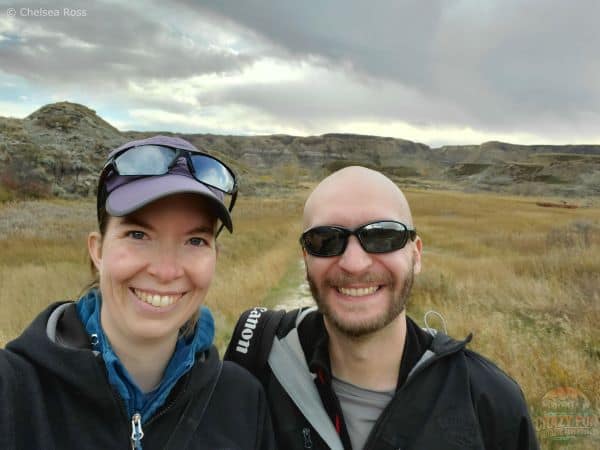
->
[88, 193, 218, 345]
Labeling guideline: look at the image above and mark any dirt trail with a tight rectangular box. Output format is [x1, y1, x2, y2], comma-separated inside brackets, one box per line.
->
[272, 260, 314, 311]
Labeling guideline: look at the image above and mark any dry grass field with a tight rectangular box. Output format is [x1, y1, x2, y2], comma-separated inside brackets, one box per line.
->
[405, 191, 599, 448]
[0, 193, 306, 349]
[1, 189, 598, 446]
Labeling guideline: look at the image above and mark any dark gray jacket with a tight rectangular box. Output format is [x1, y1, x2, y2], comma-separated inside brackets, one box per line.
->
[1, 302, 276, 450]
[225, 307, 539, 450]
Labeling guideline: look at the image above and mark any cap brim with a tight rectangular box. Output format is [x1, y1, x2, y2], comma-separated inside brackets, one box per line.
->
[105, 174, 233, 232]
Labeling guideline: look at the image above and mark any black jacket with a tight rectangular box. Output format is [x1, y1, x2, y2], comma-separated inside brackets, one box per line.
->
[225, 307, 539, 450]
[0, 302, 276, 450]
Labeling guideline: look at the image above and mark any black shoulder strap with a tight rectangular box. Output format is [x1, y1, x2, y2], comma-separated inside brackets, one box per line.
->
[163, 361, 223, 450]
[224, 307, 287, 383]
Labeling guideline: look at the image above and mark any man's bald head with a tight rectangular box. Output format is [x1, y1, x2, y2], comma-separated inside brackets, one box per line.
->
[303, 166, 414, 229]
[301, 166, 422, 339]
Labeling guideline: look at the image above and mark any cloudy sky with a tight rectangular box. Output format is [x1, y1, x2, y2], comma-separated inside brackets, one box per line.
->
[0, 0, 598, 146]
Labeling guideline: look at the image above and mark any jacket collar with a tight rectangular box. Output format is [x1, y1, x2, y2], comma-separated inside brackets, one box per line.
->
[296, 309, 466, 389]
[47, 301, 92, 350]
[74, 289, 215, 422]
[7, 301, 223, 419]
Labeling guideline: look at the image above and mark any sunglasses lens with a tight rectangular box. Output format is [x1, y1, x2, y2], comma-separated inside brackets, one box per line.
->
[359, 222, 409, 253]
[114, 145, 174, 175]
[190, 154, 236, 193]
[302, 227, 347, 256]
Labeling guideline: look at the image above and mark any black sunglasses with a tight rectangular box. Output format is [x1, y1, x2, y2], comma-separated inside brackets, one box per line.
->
[97, 144, 238, 234]
[300, 221, 417, 257]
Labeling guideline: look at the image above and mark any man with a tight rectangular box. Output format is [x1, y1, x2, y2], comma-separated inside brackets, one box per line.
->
[226, 166, 539, 450]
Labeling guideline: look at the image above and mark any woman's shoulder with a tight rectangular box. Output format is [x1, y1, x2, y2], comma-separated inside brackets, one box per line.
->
[0, 346, 32, 399]
[209, 360, 266, 406]
[186, 348, 265, 400]
[0, 301, 89, 388]
[0, 347, 14, 378]
[220, 359, 263, 389]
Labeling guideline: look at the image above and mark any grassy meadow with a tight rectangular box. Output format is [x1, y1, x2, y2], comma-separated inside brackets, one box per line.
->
[0, 193, 306, 349]
[1, 189, 598, 446]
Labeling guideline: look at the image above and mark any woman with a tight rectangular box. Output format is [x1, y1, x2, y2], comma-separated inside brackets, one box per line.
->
[0, 135, 275, 450]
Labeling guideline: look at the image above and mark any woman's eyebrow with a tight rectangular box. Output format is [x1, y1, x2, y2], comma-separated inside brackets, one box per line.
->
[118, 216, 154, 230]
[187, 225, 215, 235]
[118, 217, 214, 235]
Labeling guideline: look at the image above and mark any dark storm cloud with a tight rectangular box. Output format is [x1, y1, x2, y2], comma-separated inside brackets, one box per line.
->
[0, 0, 255, 88]
[180, 0, 600, 136]
[179, 0, 443, 87]
[1, 0, 598, 141]
[430, 1, 600, 127]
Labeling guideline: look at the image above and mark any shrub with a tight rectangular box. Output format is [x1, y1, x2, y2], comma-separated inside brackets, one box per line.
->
[0, 155, 52, 199]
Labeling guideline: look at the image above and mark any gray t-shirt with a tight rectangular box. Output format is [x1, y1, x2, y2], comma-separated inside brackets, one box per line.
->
[332, 376, 395, 450]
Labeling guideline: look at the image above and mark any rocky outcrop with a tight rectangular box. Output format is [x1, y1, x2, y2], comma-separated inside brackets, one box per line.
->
[0, 102, 123, 198]
[0, 102, 599, 199]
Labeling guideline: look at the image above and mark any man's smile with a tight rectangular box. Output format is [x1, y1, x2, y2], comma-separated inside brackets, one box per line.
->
[336, 286, 381, 297]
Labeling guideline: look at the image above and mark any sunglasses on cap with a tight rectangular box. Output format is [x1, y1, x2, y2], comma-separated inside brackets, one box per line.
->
[300, 220, 417, 257]
[100, 144, 237, 194]
[98, 143, 237, 207]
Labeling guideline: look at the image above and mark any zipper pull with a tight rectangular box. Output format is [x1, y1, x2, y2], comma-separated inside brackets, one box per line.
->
[302, 427, 313, 448]
[130, 412, 144, 450]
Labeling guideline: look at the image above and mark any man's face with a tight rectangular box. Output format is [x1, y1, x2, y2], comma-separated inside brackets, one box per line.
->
[303, 177, 422, 338]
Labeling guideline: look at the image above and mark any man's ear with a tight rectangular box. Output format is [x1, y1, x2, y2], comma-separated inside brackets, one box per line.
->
[88, 231, 103, 272]
[301, 246, 310, 262]
[412, 236, 423, 275]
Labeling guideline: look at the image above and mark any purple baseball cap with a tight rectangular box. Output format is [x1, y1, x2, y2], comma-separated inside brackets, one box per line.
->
[100, 135, 233, 232]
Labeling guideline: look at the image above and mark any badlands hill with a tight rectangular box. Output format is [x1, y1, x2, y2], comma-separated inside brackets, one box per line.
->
[0, 101, 599, 200]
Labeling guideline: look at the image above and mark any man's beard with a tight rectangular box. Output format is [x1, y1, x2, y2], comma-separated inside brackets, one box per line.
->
[307, 266, 414, 338]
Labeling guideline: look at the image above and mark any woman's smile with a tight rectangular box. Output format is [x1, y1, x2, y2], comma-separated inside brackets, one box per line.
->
[132, 288, 185, 308]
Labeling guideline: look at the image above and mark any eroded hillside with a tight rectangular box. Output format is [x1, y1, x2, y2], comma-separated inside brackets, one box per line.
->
[1, 102, 599, 200]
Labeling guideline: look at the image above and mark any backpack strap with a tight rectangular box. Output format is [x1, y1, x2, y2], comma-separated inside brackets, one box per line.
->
[224, 307, 286, 383]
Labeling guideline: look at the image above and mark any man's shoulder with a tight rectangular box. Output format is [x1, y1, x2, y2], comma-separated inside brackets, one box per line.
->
[460, 348, 530, 417]
[420, 330, 530, 414]
[455, 348, 539, 447]
[424, 329, 525, 401]
[463, 349, 523, 394]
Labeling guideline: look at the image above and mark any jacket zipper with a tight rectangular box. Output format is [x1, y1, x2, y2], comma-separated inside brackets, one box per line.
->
[99, 352, 199, 448]
[131, 412, 144, 450]
[362, 346, 465, 450]
[96, 348, 192, 448]
[126, 379, 190, 449]
[97, 357, 137, 449]
[144, 372, 191, 427]
[126, 371, 192, 450]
